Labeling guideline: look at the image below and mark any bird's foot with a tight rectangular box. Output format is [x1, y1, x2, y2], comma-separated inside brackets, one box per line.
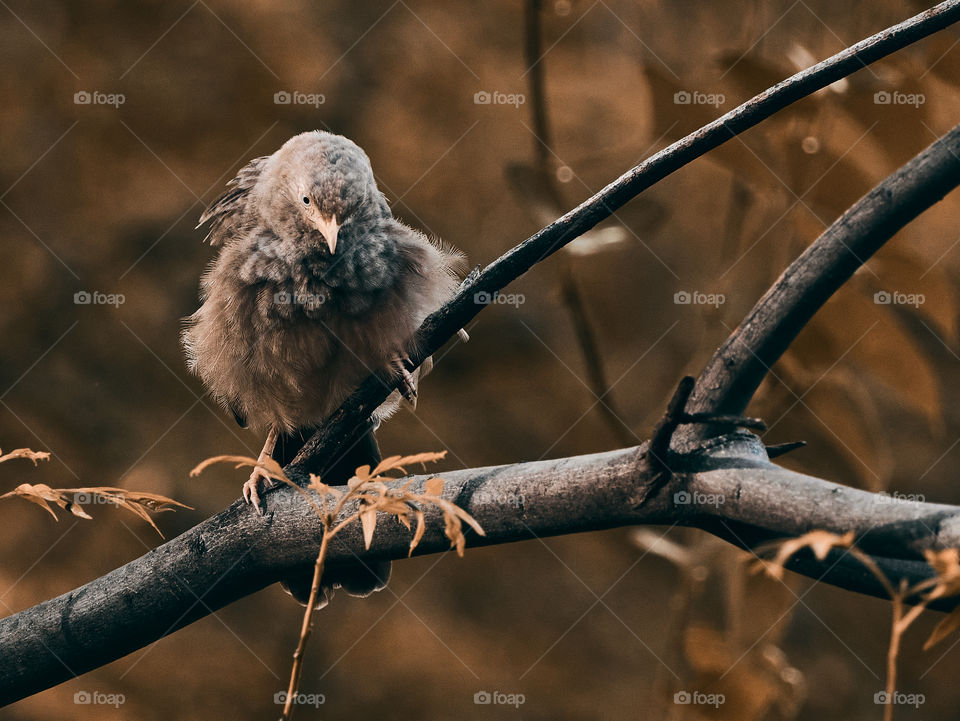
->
[390, 354, 418, 408]
[243, 465, 273, 514]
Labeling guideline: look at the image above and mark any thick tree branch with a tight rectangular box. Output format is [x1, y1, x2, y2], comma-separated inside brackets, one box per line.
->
[689, 123, 960, 420]
[3, 436, 960, 704]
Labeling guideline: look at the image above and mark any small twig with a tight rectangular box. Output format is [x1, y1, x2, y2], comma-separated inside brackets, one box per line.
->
[282, 532, 332, 721]
[645, 376, 767, 491]
[677, 412, 766, 432]
[765, 440, 807, 459]
[648, 376, 697, 479]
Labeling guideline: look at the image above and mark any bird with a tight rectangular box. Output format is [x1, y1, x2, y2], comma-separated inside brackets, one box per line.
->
[182, 130, 464, 602]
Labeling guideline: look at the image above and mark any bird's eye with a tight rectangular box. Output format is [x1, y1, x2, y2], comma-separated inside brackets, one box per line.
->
[302, 196, 310, 205]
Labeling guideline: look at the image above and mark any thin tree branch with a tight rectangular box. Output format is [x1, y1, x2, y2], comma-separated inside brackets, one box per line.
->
[288, 0, 960, 477]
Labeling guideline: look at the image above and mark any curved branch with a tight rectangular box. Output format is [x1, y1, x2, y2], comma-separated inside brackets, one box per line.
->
[2, 437, 960, 704]
[288, 0, 960, 476]
[690, 123, 960, 418]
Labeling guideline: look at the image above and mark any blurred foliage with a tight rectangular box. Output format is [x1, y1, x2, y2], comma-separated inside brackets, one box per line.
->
[1, 0, 960, 719]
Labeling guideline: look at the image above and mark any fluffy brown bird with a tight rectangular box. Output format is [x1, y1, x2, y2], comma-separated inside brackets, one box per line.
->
[183, 131, 463, 510]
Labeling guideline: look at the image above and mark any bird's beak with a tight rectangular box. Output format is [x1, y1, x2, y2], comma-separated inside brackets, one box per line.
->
[316, 215, 340, 255]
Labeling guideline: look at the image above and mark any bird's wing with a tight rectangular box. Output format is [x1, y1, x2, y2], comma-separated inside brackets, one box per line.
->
[197, 155, 269, 246]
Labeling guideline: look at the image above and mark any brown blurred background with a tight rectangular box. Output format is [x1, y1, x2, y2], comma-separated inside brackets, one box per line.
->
[2, 0, 960, 718]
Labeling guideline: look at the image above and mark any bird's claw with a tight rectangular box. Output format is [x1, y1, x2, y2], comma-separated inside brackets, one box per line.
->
[390, 354, 418, 408]
[243, 465, 273, 514]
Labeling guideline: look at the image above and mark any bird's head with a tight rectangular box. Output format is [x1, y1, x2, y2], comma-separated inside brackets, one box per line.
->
[259, 131, 388, 255]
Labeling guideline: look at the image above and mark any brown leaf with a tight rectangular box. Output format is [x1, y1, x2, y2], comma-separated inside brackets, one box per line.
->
[444, 500, 486, 537]
[371, 451, 447, 477]
[190, 454, 291, 485]
[924, 548, 960, 598]
[409, 509, 426, 557]
[423, 477, 444, 497]
[360, 506, 377, 549]
[924, 605, 960, 650]
[757, 530, 854, 580]
[0, 448, 51, 466]
[0, 484, 189, 537]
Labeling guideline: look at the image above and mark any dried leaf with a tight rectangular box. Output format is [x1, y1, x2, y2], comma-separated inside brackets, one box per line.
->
[0, 484, 189, 537]
[925, 548, 960, 579]
[360, 506, 377, 549]
[190, 454, 291, 484]
[756, 530, 854, 580]
[370, 456, 403, 476]
[370, 451, 447, 478]
[924, 548, 960, 598]
[443, 500, 486, 537]
[924, 606, 960, 650]
[0, 448, 51, 465]
[1, 483, 62, 519]
[409, 510, 426, 557]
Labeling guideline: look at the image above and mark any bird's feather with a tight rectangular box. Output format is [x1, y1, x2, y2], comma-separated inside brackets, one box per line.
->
[198, 155, 269, 246]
